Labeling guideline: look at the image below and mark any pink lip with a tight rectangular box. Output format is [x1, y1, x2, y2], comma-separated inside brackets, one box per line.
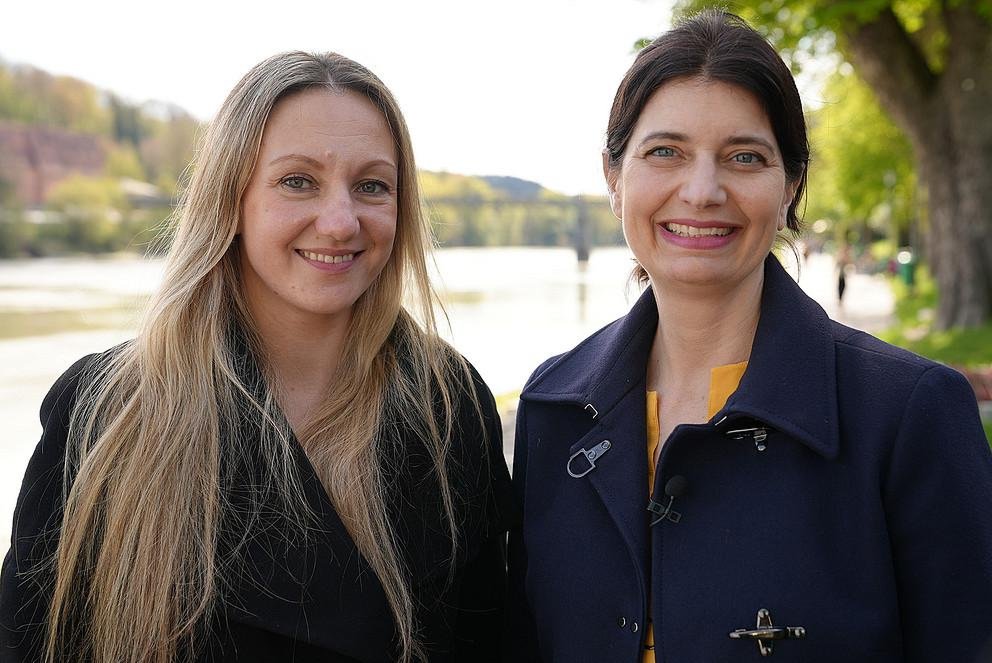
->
[295, 248, 362, 273]
[657, 218, 740, 250]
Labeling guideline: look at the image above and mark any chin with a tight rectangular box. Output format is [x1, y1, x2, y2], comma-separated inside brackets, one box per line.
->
[649, 261, 730, 289]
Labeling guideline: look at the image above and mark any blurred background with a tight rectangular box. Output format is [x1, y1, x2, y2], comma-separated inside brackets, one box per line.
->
[2, 0, 991, 552]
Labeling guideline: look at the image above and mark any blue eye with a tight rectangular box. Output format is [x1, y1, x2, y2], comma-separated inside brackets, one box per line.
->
[358, 180, 390, 194]
[649, 146, 677, 158]
[281, 175, 314, 190]
[732, 152, 763, 164]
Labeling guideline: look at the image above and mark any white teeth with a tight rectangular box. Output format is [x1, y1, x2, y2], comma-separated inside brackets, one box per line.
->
[300, 250, 355, 264]
[664, 223, 732, 238]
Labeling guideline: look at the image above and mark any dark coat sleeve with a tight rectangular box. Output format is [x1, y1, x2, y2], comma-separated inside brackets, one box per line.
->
[881, 364, 992, 662]
[503, 394, 543, 663]
[0, 354, 95, 662]
[443, 365, 515, 662]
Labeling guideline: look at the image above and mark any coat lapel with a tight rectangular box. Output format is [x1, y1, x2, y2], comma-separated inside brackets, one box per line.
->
[524, 288, 660, 588]
[716, 256, 841, 459]
[566, 386, 652, 573]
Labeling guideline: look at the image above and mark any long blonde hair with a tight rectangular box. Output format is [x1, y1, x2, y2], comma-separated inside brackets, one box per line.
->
[46, 51, 473, 663]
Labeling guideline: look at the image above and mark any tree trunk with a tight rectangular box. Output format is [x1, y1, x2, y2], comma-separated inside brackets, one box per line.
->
[843, 5, 992, 329]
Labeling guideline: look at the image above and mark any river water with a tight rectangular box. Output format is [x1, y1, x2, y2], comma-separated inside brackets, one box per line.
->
[0, 247, 893, 553]
[0, 247, 642, 550]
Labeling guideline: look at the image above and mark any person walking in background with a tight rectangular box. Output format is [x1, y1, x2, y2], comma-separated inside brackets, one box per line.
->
[836, 241, 852, 305]
[506, 11, 992, 662]
[1, 51, 512, 662]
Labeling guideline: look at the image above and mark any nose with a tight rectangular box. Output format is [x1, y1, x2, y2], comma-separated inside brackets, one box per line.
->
[679, 157, 726, 209]
[313, 186, 360, 241]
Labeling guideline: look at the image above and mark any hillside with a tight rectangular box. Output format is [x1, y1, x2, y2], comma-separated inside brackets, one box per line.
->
[0, 58, 618, 256]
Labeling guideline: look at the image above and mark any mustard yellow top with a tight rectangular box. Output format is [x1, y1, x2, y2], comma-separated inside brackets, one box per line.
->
[642, 361, 747, 662]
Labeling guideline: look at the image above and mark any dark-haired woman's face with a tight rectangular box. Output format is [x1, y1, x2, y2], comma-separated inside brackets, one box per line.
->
[607, 78, 797, 294]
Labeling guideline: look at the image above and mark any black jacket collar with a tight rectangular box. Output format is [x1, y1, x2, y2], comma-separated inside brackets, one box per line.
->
[522, 255, 840, 459]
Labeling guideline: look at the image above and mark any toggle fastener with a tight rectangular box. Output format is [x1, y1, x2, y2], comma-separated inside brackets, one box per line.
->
[729, 608, 805, 657]
[566, 440, 612, 478]
[725, 426, 769, 451]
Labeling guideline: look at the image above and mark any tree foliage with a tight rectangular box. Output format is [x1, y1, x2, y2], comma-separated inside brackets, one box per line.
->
[0, 60, 199, 201]
[806, 67, 916, 244]
[419, 171, 620, 248]
[672, 0, 992, 329]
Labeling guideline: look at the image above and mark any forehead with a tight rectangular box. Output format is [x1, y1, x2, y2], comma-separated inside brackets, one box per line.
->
[632, 77, 776, 143]
[258, 87, 396, 159]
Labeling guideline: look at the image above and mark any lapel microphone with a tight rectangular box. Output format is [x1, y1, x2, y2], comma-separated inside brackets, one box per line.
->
[648, 475, 688, 526]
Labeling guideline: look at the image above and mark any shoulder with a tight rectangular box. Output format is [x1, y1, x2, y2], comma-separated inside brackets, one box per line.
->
[443, 352, 516, 527]
[38, 351, 104, 432]
[519, 313, 632, 397]
[831, 320, 937, 372]
[829, 320, 969, 396]
[29, 351, 106, 482]
[829, 322, 986, 467]
[5, 352, 101, 569]
[19, 345, 131, 530]
[447, 353, 503, 461]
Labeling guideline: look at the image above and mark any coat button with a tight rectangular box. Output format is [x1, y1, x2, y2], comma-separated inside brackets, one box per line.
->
[631, 621, 639, 633]
[617, 617, 626, 628]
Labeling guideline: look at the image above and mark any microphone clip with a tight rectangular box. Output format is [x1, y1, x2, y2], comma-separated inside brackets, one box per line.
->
[647, 496, 682, 526]
[648, 475, 688, 526]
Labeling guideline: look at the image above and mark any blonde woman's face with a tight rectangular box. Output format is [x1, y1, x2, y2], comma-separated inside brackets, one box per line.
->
[238, 87, 398, 328]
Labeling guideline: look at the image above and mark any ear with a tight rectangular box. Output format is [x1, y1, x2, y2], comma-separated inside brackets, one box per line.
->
[602, 150, 622, 220]
[779, 179, 800, 231]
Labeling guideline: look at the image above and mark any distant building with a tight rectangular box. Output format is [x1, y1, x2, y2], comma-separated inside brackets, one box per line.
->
[0, 121, 107, 207]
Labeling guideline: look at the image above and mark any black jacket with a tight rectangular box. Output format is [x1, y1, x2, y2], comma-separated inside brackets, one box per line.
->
[1, 345, 513, 662]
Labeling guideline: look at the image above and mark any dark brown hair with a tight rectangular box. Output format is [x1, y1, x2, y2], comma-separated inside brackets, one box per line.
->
[606, 10, 809, 232]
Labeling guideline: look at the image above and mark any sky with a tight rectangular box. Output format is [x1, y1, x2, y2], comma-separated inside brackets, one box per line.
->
[1, 0, 682, 196]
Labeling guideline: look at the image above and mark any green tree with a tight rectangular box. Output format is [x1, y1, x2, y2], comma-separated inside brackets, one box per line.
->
[46, 175, 126, 252]
[674, 0, 992, 329]
[139, 110, 199, 195]
[104, 144, 147, 180]
[806, 67, 916, 246]
[0, 64, 110, 134]
[109, 94, 147, 147]
[0, 175, 33, 257]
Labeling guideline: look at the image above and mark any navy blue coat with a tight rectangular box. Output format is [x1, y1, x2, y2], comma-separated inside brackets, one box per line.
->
[507, 256, 992, 662]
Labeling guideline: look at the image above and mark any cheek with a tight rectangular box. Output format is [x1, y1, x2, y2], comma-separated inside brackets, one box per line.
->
[371, 208, 398, 249]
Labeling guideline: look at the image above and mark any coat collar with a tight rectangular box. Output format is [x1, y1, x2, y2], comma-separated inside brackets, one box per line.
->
[522, 255, 840, 459]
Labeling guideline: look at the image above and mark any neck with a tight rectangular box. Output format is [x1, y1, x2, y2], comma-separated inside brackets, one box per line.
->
[249, 304, 351, 425]
[647, 268, 763, 392]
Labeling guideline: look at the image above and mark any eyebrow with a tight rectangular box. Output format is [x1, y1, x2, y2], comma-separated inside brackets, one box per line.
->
[725, 134, 778, 153]
[636, 131, 778, 153]
[267, 153, 324, 169]
[636, 131, 688, 148]
[265, 153, 399, 171]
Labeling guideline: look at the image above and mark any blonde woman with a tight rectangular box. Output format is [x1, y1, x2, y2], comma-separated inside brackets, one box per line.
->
[0, 52, 512, 663]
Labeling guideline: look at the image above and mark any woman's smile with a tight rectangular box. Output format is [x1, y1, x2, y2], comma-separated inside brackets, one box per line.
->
[296, 249, 362, 272]
[658, 219, 740, 249]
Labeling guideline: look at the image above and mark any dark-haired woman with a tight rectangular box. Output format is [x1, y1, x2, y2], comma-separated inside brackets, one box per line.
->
[506, 11, 992, 662]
